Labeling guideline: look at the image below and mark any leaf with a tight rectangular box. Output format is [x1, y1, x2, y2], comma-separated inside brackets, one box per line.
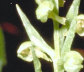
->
[0, 27, 6, 72]
[16, 4, 55, 59]
[17, 41, 52, 62]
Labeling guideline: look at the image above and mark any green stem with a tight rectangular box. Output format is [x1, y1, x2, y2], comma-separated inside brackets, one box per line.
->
[52, 0, 60, 71]
[53, 21, 60, 59]
[52, 58, 58, 72]
[52, 20, 60, 72]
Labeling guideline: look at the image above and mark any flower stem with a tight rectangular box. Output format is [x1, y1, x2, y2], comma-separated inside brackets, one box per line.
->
[53, 21, 60, 59]
[52, 20, 60, 72]
[53, 59, 58, 72]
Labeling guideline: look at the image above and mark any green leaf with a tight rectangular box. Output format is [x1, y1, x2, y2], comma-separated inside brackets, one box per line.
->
[16, 4, 55, 59]
[0, 27, 6, 72]
[61, 0, 80, 57]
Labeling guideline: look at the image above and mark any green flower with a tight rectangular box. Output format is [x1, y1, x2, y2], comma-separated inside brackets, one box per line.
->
[17, 41, 52, 62]
[63, 51, 83, 72]
[35, 1, 54, 22]
[76, 14, 84, 36]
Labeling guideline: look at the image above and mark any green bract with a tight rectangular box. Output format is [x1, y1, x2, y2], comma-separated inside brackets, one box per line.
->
[63, 51, 83, 72]
[36, 0, 54, 22]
